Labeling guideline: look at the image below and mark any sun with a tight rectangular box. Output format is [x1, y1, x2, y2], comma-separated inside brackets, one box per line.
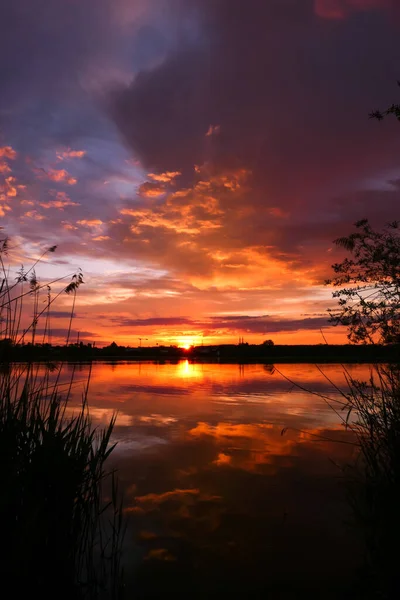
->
[176, 337, 196, 350]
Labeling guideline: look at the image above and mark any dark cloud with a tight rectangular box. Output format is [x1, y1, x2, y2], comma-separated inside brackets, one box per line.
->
[110, 0, 400, 194]
[36, 328, 99, 339]
[103, 0, 400, 282]
[213, 315, 269, 321]
[0, 1, 113, 141]
[206, 315, 330, 334]
[106, 316, 192, 327]
[102, 313, 329, 334]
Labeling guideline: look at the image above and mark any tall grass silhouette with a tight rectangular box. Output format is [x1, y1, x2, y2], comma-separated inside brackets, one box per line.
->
[279, 361, 400, 597]
[343, 364, 400, 598]
[0, 235, 125, 599]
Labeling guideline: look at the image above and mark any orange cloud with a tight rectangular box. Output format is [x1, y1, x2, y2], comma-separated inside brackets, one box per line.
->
[62, 222, 78, 231]
[314, 0, 389, 19]
[0, 205, 11, 216]
[48, 169, 77, 184]
[0, 175, 19, 203]
[122, 190, 224, 236]
[39, 191, 80, 210]
[0, 146, 17, 160]
[3, 176, 17, 197]
[23, 210, 46, 221]
[77, 219, 103, 227]
[40, 200, 79, 209]
[0, 163, 11, 174]
[121, 167, 248, 243]
[148, 171, 181, 183]
[56, 148, 86, 160]
[138, 182, 166, 197]
[122, 206, 220, 236]
[36, 168, 77, 185]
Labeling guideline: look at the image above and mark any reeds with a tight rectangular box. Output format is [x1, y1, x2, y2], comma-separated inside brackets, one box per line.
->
[343, 364, 400, 598]
[0, 237, 125, 599]
[279, 361, 400, 598]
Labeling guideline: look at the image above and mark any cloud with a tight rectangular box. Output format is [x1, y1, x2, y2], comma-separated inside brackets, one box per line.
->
[56, 148, 87, 160]
[2, 176, 17, 197]
[36, 168, 77, 185]
[40, 200, 78, 210]
[62, 222, 78, 231]
[107, 316, 193, 327]
[77, 219, 103, 227]
[148, 171, 181, 183]
[0, 146, 17, 160]
[108, 0, 400, 281]
[39, 191, 80, 210]
[114, 166, 250, 277]
[138, 181, 166, 197]
[23, 211, 46, 221]
[0, 163, 11, 174]
[0, 205, 11, 216]
[102, 313, 330, 335]
[48, 169, 77, 185]
[35, 328, 99, 339]
[207, 315, 331, 334]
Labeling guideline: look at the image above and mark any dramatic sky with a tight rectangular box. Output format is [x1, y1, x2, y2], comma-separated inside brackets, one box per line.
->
[1, 0, 400, 346]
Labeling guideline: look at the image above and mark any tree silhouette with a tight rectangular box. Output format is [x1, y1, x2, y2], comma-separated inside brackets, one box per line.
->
[326, 219, 400, 344]
[369, 81, 400, 122]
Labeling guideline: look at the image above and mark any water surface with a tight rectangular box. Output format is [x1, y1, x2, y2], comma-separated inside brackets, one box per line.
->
[70, 361, 367, 598]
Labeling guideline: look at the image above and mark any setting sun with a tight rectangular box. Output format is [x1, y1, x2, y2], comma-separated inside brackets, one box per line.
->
[176, 337, 200, 350]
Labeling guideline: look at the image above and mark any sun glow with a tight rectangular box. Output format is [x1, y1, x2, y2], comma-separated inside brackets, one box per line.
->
[176, 336, 202, 350]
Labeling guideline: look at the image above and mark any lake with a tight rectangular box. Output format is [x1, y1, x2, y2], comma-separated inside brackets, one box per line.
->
[68, 361, 367, 598]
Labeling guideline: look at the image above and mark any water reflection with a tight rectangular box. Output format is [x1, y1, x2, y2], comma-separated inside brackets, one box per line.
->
[67, 362, 366, 598]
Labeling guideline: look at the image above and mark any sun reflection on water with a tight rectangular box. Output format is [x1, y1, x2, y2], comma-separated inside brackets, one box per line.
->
[176, 359, 204, 379]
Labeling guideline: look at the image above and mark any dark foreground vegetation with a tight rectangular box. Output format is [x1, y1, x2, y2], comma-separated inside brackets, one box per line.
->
[321, 219, 400, 598]
[279, 218, 400, 598]
[0, 364, 125, 599]
[0, 240, 124, 599]
[344, 364, 400, 598]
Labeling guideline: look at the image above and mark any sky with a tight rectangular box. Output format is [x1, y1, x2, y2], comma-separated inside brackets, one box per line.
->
[1, 0, 400, 347]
